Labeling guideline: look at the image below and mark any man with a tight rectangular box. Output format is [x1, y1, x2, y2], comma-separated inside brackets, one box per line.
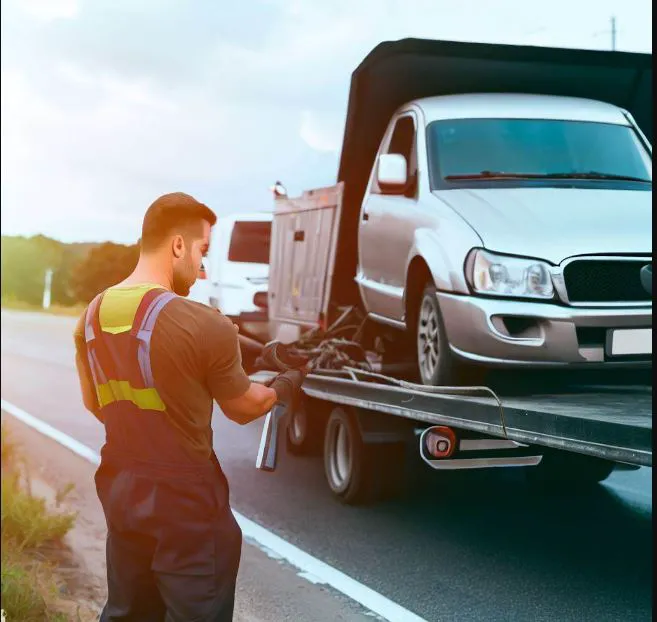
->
[73, 193, 305, 621]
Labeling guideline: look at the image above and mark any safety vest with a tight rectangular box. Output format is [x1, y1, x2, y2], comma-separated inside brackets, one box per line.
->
[84, 287, 199, 465]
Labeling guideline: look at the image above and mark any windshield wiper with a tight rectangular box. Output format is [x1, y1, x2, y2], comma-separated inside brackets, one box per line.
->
[445, 171, 539, 180]
[445, 170, 651, 183]
[535, 171, 651, 183]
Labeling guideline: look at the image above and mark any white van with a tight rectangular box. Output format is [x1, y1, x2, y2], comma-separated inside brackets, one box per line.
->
[188, 212, 273, 342]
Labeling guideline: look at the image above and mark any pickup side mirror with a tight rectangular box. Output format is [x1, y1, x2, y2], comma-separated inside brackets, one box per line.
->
[376, 153, 408, 192]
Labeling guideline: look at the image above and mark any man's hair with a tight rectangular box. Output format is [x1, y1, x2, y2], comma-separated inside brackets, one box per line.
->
[140, 192, 217, 253]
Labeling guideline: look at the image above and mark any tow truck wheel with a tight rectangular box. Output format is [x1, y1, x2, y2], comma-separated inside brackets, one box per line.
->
[526, 451, 616, 490]
[323, 407, 407, 505]
[286, 404, 312, 455]
[324, 408, 369, 504]
[415, 283, 456, 386]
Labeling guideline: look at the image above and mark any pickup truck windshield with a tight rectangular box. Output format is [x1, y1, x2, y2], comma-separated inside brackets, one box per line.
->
[427, 119, 652, 185]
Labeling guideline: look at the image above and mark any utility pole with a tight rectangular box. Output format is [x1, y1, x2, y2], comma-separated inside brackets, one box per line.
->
[42, 268, 53, 310]
[611, 16, 617, 51]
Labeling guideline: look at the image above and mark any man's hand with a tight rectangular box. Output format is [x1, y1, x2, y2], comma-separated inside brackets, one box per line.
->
[255, 366, 310, 473]
[268, 367, 309, 411]
[218, 335, 310, 426]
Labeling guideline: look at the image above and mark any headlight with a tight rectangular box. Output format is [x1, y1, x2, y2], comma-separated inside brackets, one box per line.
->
[467, 249, 554, 299]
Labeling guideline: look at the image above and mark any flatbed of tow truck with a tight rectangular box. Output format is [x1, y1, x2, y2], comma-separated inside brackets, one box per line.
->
[252, 367, 651, 503]
[255, 369, 651, 466]
[308, 372, 651, 464]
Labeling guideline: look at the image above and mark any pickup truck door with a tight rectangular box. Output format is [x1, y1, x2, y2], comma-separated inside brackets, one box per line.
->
[358, 112, 419, 323]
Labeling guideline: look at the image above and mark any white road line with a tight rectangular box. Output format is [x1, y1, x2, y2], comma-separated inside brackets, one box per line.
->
[1, 398, 427, 622]
[2, 398, 100, 465]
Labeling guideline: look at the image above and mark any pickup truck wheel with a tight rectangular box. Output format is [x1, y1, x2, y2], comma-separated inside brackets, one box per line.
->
[415, 284, 456, 386]
[526, 451, 615, 490]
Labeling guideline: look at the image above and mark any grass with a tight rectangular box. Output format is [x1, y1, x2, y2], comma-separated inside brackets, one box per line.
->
[0, 299, 85, 317]
[1, 423, 84, 621]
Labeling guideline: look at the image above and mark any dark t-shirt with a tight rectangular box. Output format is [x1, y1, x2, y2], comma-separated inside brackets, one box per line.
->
[73, 283, 251, 460]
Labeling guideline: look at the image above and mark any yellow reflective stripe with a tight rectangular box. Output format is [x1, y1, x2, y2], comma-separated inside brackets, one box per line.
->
[96, 380, 166, 411]
[102, 324, 133, 335]
[99, 284, 162, 335]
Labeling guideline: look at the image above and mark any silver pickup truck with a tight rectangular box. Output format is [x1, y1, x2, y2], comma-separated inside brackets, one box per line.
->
[268, 38, 652, 385]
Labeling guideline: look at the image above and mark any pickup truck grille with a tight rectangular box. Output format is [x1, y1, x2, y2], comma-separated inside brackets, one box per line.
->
[563, 259, 652, 304]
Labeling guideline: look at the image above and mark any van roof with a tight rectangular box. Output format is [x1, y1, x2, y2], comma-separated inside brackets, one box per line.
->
[220, 211, 273, 225]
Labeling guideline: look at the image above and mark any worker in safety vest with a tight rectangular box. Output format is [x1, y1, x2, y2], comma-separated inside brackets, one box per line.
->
[73, 192, 305, 621]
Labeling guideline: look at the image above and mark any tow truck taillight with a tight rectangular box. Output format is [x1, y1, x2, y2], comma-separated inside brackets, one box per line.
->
[423, 426, 457, 459]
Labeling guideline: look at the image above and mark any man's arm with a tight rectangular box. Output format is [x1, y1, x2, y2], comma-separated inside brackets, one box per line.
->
[221, 367, 309, 425]
[73, 312, 104, 423]
[206, 314, 278, 425]
[219, 382, 278, 426]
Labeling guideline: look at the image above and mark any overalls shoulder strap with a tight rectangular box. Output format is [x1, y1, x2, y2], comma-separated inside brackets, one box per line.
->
[83, 288, 177, 401]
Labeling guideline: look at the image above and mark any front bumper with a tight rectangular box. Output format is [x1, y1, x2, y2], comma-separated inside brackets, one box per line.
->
[437, 292, 652, 367]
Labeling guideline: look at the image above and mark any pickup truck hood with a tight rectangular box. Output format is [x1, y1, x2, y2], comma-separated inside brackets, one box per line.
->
[435, 187, 652, 264]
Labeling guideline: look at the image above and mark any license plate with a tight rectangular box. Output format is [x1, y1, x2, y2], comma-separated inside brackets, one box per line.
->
[608, 329, 652, 356]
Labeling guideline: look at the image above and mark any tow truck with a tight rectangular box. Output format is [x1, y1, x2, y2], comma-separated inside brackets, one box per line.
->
[252, 38, 652, 505]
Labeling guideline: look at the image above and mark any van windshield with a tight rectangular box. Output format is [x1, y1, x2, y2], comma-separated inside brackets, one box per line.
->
[427, 119, 652, 185]
[227, 221, 272, 264]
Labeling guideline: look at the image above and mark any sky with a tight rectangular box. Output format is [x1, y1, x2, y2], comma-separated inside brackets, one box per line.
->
[0, 0, 652, 244]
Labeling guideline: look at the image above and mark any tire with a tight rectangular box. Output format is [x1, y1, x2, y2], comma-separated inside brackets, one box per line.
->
[286, 404, 316, 456]
[526, 451, 615, 491]
[324, 408, 370, 504]
[414, 283, 457, 386]
[323, 407, 407, 505]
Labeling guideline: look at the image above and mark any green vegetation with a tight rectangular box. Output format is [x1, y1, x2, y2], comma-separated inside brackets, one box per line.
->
[1, 423, 87, 621]
[1, 234, 139, 309]
[0, 298, 86, 317]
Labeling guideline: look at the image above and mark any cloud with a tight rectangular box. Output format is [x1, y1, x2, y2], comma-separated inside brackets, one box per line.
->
[17, 0, 79, 21]
[0, 0, 652, 243]
[299, 111, 343, 153]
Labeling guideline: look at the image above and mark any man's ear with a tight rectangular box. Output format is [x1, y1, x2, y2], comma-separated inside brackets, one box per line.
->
[172, 234, 185, 259]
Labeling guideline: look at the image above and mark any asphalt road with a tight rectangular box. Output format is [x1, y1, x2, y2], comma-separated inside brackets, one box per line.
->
[1, 309, 652, 622]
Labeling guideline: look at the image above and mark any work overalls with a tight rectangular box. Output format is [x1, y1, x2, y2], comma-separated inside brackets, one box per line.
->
[84, 288, 242, 621]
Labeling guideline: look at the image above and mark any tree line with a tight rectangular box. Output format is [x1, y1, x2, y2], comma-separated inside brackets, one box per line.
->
[1, 235, 140, 306]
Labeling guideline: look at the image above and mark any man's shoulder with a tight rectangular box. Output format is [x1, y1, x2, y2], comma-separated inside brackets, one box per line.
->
[164, 297, 235, 333]
[167, 296, 223, 317]
[159, 299, 239, 358]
